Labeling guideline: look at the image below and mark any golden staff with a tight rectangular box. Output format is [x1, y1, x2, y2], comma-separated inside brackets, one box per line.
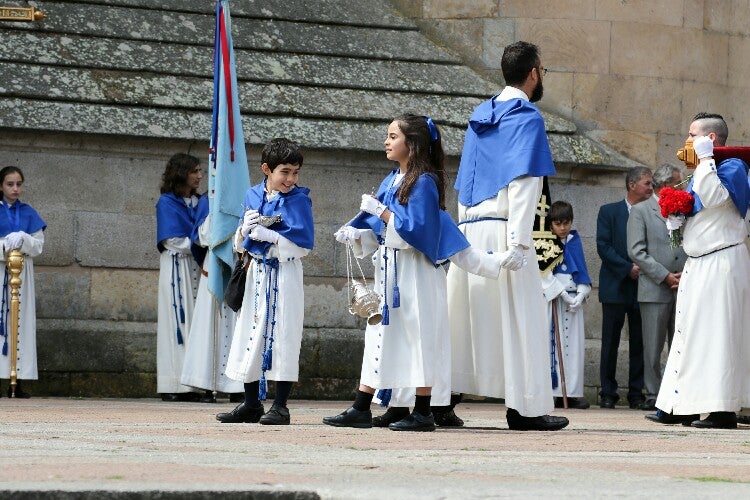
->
[0, 6, 46, 21]
[7, 249, 23, 398]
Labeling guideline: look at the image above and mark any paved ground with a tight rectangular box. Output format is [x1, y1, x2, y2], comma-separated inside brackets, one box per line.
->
[0, 398, 748, 499]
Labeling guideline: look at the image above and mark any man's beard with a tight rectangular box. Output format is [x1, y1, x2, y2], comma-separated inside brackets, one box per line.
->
[530, 80, 543, 103]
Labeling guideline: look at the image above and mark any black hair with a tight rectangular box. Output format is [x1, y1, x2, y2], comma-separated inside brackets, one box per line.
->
[262, 138, 303, 172]
[692, 112, 728, 145]
[0, 166, 24, 184]
[549, 200, 574, 222]
[501, 41, 541, 86]
[160, 153, 201, 195]
[392, 114, 447, 209]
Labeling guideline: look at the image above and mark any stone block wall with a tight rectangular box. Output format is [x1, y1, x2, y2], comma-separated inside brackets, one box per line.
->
[390, 0, 750, 167]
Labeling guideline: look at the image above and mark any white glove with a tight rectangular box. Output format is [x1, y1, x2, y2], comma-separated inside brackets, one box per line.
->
[567, 293, 585, 312]
[559, 292, 575, 305]
[334, 226, 360, 244]
[499, 245, 525, 271]
[692, 135, 714, 159]
[4, 231, 24, 250]
[666, 214, 685, 231]
[360, 195, 387, 217]
[240, 209, 261, 238]
[248, 225, 280, 244]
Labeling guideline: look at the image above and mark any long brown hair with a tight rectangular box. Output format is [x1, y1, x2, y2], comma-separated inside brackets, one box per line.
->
[393, 114, 446, 209]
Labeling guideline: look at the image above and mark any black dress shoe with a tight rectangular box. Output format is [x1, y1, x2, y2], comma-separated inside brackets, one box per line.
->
[738, 415, 750, 425]
[229, 393, 244, 403]
[555, 397, 590, 410]
[199, 390, 217, 404]
[259, 404, 290, 425]
[629, 397, 646, 409]
[160, 393, 181, 402]
[691, 412, 737, 429]
[599, 396, 617, 409]
[372, 407, 410, 427]
[433, 408, 465, 427]
[216, 402, 265, 423]
[388, 411, 436, 432]
[323, 406, 372, 428]
[506, 408, 569, 431]
[644, 409, 698, 425]
[639, 398, 656, 411]
[7, 385, 31, 398]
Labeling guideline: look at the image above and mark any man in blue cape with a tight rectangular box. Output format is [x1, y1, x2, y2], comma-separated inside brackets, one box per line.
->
[446, 41, 568, 431]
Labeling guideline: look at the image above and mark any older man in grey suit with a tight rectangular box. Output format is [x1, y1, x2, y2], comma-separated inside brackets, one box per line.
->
[627, 164, 688, 411]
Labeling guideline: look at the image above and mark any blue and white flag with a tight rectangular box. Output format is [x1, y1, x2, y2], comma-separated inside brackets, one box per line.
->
[207, 0, 250, 302]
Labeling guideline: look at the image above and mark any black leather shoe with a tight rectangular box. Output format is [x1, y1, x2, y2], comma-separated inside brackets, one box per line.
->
[199, 390, 217, 404]
[506, 408, 569, 431]
[555, 397, 590, 410]
[7, 385, 31, 399]
[738, 415, 750, 425]
[216, 402, 265, 423]
[388, 411, 436, 432]
[599, 396, 617, 409]
[372, 407, 409, 427]
[639, 398, 656, 411]
[323, 407, 372, 428]
[434, 408, 465, 427]
[229, 393, 244, 403]
[691, 412, 737, 429]
[629, 397, 646, 409]
[644, 409, 698, 425]
[160, 393, 181, 402]
[259, 404, 290, 425]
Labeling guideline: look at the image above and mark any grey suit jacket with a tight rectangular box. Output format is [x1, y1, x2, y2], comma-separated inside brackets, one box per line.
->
[626, 195, 688, 303]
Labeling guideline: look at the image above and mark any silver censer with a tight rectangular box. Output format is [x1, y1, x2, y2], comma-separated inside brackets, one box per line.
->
[349, 279, 382, 325]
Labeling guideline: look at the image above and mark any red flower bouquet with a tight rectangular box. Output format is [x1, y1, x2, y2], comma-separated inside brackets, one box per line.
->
[658, 187, 694, 247]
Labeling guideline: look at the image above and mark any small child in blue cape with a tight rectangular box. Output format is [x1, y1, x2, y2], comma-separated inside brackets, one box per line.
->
[0, 166, 46, 398]
[218, 138, 314, 426]
[541, 201, 592, 410]
[322, 114, 504, 432]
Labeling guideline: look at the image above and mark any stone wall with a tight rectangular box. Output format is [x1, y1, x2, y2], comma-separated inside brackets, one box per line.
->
[389, 0, 750, 167]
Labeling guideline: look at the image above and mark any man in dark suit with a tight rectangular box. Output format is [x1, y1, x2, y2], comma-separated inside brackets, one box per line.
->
[626, 165, 687, 411]
[596, 167, 653, 408]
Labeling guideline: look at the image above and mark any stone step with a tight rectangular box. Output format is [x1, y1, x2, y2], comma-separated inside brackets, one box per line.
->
[9, 1, 455, 62]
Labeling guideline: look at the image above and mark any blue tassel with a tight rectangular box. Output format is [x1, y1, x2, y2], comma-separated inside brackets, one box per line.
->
[392, 286, 400, 308]
[1, 339, 6, 356]
[176, 325, 184, 345]
[381, 304, 389, 326]
[262, 347, 273, 371]
[259, 374, 267, 400]
[179, 305, 185, 324]
[377, 389, 392, 407]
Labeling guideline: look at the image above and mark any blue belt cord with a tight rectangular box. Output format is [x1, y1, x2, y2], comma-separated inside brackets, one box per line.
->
[457, 216, 508, 226]
[1, 270, 8, 356]
[257, 256, 280, 401]
[170, 254, 184, 345]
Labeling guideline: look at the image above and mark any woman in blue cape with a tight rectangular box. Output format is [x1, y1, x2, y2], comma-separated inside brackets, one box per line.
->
[323, 114, 503, 432]
[0, 166, 46, 398]
[155, 153, 204, 401]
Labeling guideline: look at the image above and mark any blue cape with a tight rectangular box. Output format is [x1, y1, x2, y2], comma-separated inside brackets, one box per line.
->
[687, 157, 750, 218]
[455, 96, 556, 207]
[0, 200, 46, 237]
[155, 193, 204, 264]
[350, 170, 469, 264]
[553, 230, 591, 285]
[241, 181, 314, 255]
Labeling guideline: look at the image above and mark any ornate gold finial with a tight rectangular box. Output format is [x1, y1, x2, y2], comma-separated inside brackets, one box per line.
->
[7, 249, 24, 398]
[0, 6, 46, 22]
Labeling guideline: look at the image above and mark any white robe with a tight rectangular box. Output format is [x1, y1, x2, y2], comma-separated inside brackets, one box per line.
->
[354, 226, 452, 392]
[0, 229, 44, 380]
[447, 176, 554, 417]
[156, 235, 200, 394]
[180, 217, 243, 394]
[656, 160, 750, 414]
[225, 228, 309, 384]
[541, 271, 587, 398]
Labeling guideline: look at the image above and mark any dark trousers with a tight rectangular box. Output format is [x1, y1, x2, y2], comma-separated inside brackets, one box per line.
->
[599, 302, 644, 403]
